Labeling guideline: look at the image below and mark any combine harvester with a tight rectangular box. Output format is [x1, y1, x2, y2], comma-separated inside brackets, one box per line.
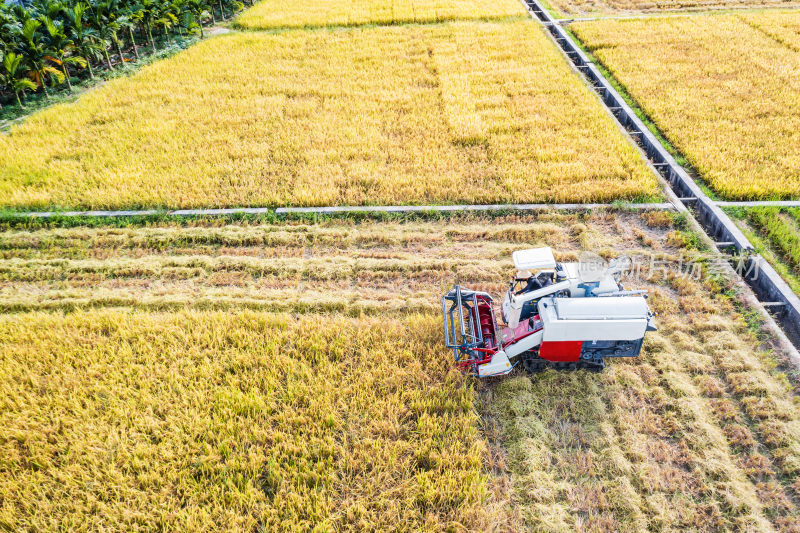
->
[443, 248, 657, 377]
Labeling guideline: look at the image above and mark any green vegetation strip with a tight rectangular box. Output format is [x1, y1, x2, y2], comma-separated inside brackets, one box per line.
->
[740, 221, 800, 295]
[746, 209, 800, 274]
[0, 202, 675, 220]
[731, 207, 800, 280]
[12, 202, 800, 222]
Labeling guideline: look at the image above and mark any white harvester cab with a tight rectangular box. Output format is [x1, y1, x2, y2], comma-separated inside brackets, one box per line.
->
[502, 248, 632, 330]
[512, 247, 558, 271]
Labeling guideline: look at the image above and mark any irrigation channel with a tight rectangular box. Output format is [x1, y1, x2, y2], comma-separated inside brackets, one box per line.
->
[521, 0, 800, 347]
[9, 203, 673, 218]
[7, 200, 798, 219]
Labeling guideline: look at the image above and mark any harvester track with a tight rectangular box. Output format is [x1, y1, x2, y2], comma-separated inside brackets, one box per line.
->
[520, 351, 604, 373]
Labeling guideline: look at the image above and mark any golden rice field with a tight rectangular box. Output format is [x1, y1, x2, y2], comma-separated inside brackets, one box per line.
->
[233, 0, 525, 29]
[0, 21, 659, 211]
[2, 212, 800, 530]
[0, 311, 500, 531]
[546, 0, 800, 16]
[571, 13, 800, 200]
[741, 10, 800, 50]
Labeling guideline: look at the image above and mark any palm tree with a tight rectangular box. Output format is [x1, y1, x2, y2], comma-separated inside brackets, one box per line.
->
[1, 0, 223, 100]
[19, 18, 64, 98]
[194, 0, 213, 24]
[185, 0, 209, 38]
[172, 0, 200, 38]
[138, 0, 159, 51]
[109, 18, 126, 66]
[154, 10, 176, 39]
[169, 0, 185, 37]
[1, 51, 38, 108]
[42, 16, 87, 92]
[117, 12, 139, 60]
[64, 2, 103, 78]
[88, 1, 116, 69]
[123, 2, 147, 58]
[103, 0, 128, 67]
[0, 8, 20, 52]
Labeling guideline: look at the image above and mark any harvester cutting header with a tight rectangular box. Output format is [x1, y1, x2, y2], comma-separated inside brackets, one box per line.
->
[443, 248, 657, 377]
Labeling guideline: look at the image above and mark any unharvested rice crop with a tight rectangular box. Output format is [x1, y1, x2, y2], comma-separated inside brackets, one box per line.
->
[0, 311, 498, 530]
[234, 0, 526, 29]
[2, 212, 800, 530]
[571, 13, 800, 200]
[546, 0, 800, 17]
[0, 21, 658, 211]
[742, 10, 800, 51]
